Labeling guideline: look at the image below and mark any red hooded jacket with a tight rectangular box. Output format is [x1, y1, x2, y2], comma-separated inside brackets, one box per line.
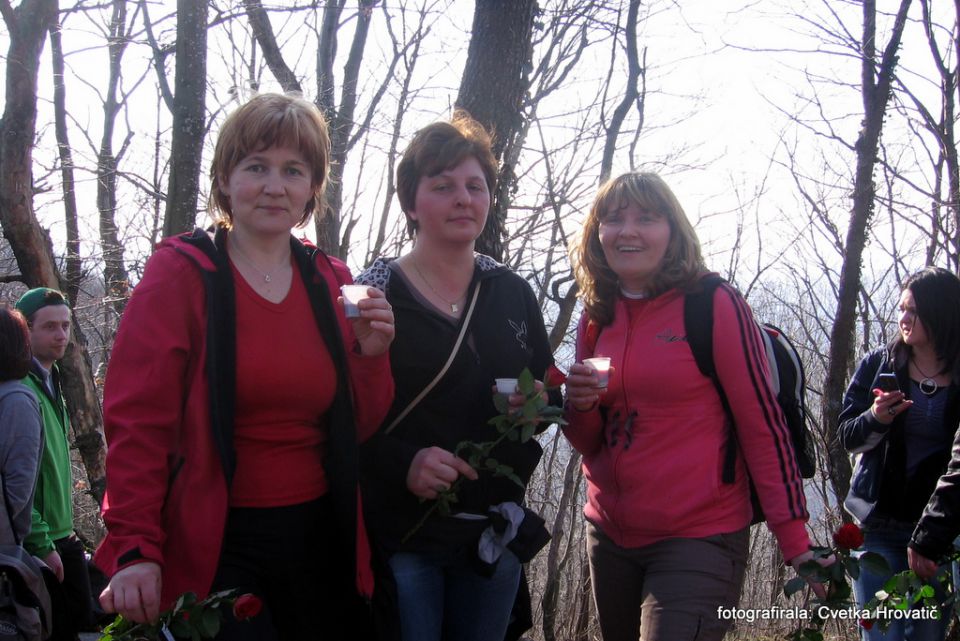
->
[94, 228, 393, 607]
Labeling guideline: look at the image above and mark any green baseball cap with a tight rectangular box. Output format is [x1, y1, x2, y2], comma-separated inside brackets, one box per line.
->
[15, 288, 69, 318]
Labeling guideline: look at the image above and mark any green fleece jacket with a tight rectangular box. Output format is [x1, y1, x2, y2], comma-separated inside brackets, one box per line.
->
[21, 361, 74, 556]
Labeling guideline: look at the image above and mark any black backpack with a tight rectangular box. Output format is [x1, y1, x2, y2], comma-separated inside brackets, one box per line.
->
[684, 274, 816, 523]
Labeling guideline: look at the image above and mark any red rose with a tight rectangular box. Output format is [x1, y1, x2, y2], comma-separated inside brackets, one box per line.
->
[859, 618, 873, 630]
[232, 594, 263, 621]
[545, 364, 567, 388]
[833, 523, 865, 550]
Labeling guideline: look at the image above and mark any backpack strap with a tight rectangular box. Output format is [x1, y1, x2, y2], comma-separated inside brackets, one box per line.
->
[683, 274, 739, 484]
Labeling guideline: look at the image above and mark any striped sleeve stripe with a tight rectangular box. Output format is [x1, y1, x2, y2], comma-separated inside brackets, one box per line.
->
[720, 284, 806, 519]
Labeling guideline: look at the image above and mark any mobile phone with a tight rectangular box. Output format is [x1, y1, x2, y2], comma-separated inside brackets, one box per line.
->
[877, 373, 900, 393]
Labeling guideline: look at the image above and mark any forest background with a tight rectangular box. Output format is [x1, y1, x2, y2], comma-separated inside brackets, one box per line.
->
[0, 0, 956, 639]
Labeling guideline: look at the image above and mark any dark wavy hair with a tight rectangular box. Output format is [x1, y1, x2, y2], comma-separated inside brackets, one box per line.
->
[571, 172, 705, 326]
[890, 267, 960, 375]
[0, 305, 31, 381]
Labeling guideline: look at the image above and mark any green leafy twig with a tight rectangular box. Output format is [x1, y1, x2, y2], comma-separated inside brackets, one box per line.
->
[862, 563, 954, 633]
[784, 524, 891, 641]
[99, 590, 262, 641]
[401, 368, 565, 544]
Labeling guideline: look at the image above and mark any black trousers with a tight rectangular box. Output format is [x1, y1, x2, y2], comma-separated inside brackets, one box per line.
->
[211, 496, 362, 641]
[44, 535, 95, 641]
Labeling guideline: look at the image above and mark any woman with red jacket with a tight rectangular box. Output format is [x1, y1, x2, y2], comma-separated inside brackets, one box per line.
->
[563, 172, 824, 641]
[93, 93, 395, 640]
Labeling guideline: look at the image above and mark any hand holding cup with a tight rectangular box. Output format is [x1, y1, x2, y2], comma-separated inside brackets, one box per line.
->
[340, 285, 394, 357]
[566, 359, 612, 411]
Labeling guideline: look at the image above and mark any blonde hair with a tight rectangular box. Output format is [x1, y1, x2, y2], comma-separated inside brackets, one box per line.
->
[209, 93, 331, 228]
[571, 172, 705, 326]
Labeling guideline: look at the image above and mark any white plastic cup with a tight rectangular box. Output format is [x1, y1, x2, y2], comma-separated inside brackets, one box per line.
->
[340, 285, 370, 318]
[495, 378, 519, 395]
[583, 357, 612, 389]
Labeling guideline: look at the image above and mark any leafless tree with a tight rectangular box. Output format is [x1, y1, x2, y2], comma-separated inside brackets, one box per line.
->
[820, 0, 913, 508]
[0, 0, 107, 504]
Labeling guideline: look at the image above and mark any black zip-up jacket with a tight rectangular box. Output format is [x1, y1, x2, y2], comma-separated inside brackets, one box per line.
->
[357, 256, 558, 554]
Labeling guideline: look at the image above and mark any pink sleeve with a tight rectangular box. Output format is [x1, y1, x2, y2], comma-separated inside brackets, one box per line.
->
[562, 312, 605, 457]
[711, 285, 811, 561]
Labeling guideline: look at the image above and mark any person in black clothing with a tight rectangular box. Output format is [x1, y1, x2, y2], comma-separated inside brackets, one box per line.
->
[910, 430, 960, 580]
[358, 112, 556, 641]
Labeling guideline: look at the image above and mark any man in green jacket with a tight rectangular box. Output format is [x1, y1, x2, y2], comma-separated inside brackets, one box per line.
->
[16, 288, 93, 640]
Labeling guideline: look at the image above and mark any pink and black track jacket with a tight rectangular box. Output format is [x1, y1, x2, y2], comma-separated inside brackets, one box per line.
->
[564, 282, 811, 561]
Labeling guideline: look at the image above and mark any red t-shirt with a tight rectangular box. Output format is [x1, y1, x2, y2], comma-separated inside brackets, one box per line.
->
[229, 264, 336, 507]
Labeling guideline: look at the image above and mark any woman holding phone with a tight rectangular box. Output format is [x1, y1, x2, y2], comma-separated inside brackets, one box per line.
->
[840, 266, 960, 641]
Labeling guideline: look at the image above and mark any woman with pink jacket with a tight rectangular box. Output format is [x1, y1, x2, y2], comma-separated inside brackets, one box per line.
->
[563, 172, 824, 641]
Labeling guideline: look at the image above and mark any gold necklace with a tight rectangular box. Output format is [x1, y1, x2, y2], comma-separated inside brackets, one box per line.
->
[229, 236, 289, 284]
[912, 358, 941, 396]
[411, 255, 466, 314]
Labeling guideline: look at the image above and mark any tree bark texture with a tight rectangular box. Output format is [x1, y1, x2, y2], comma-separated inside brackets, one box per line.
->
[456, 0, 537, 261]
[0, 0, 107, 505]
[541, 451, 582, 641]
[820, 0, 913, 511]
[0, 0, 60, 288]
[49, 21, 82, 304]
[162, 0, 208, 237]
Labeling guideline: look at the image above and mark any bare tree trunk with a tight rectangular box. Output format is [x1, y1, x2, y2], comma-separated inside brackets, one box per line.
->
[541, 450, 582, 641]
[162, 0, 208, 237]
[455, 0, 537, 261]
[315, 0, 378, 258]
[0, 0, 60, 288]
[0, 0, 107, 505]
[49, 20, 81, 304]
[98, 0, 133, 322]
[821, 0, 912, 508]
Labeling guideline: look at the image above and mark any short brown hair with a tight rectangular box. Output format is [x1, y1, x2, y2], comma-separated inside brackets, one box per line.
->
[571, 172, 705, 326]
[0, 305, 32, 381]
[209, 93, 331, 228]
[396, 111, 497, 233]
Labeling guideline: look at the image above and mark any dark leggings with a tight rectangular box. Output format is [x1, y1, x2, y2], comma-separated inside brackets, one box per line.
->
[45, 535, 95, 641]
[211, 496, 357, 641]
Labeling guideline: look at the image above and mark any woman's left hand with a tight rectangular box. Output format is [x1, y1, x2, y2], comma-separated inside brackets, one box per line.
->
[789, 550, 833, 600]
[344, 286, 395, 357]
[495, 379, 548, 410]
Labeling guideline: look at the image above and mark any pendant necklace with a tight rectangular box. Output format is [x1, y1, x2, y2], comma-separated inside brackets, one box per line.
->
[912, 359, 940, 396]
[230, 237, 288, 284]
[412, 255, 466, 314]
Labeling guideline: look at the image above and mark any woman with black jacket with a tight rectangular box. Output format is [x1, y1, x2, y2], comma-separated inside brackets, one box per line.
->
[358, 112, 556, 641]
[839, 266, 960, 641]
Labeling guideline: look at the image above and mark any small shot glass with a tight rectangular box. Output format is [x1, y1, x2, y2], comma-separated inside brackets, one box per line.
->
[583, 356, 612, 389]
[340, 284, 370, 319]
